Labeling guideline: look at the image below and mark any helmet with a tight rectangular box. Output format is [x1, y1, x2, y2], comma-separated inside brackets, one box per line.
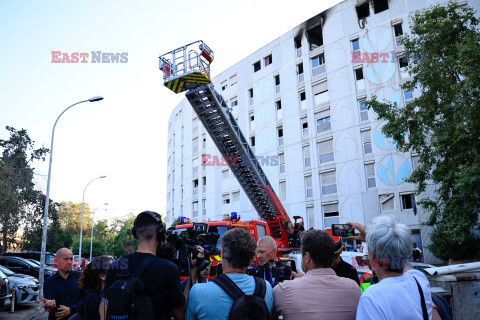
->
[325, 229, 342, 257]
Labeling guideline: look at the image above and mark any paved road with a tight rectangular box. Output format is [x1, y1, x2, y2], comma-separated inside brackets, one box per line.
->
[1, 302, 48, 320]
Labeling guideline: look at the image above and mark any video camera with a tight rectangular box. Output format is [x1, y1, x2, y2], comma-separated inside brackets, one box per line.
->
[165, 223, 221, 268]
[247, 259, 297, 284]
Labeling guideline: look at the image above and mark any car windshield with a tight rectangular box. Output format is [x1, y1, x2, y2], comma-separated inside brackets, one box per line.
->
[0, 265, 14, 276]
[46, 254, 55, 265]
[28, 259, 40, 266]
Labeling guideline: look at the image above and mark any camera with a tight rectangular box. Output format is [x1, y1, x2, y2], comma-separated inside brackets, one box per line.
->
[247, 259, 296, 285]
[165, 223, 221, 269]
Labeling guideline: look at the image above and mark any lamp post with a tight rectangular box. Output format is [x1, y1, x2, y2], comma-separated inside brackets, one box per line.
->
[90, 203, 108, 261]
[39, 96, 104, 299]
[79, 175, 107, 266]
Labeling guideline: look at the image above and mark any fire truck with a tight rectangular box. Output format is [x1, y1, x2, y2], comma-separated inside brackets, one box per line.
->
[159, 41, 304, 274]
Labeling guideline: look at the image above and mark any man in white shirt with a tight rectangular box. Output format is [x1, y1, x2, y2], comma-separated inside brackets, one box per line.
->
[348, 217, 433, 320]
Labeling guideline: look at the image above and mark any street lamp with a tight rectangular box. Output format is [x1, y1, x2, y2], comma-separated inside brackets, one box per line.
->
[79, 175, 107, 265]
[90, 203, 108, 261]
[39, 96, 104, 298]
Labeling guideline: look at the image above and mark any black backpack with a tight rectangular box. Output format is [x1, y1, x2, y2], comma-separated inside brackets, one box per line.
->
[212, 274, 271, 320]
[105, 254, 157, 320]
[413, 249, 421, 260]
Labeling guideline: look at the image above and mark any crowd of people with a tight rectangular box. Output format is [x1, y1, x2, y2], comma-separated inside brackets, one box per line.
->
[42, 211, 449, 320]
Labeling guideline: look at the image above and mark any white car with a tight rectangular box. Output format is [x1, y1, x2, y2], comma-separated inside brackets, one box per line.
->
[0, 265, 39, 305]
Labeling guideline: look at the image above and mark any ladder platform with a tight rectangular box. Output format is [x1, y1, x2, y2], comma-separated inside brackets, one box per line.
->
[164, 71, 212, 94]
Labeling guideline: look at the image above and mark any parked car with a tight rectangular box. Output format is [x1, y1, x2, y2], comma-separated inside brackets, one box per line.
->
[1, 251, 56, 268]
[27, 259, 40, 266]
[0, 269, 13, 311]
[0, 257, 56, 279]
[0, 265, 38, 305]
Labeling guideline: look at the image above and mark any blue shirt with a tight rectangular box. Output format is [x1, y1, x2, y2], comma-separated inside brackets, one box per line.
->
[43, 271, 85, 320]
[186, 274, 274, 320]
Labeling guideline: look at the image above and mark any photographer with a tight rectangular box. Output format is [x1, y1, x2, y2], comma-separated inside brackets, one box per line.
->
[273, 229, 361, 320]
[186, 228, 274, 320]
[104, 211, 186, 320]
[181, 245, 211, 299]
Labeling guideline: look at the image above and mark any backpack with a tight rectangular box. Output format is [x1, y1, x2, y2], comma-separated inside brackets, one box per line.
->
[212, 274, 271, 320]
[413, 249, 421, 260]
[105, 254, 157, 320]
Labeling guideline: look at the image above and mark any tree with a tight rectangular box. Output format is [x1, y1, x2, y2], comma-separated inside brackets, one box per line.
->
[366, 2, 480, 261]
[72, 236, 108, 258]
[107, 214, 137, 258]
[0, 126, 48, 252]
[22, 190, 72, 252]
[92, 219, 109, 242]
[58, 201, 93, 235]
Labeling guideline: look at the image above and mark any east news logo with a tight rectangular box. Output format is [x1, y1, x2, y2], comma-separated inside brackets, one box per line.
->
[51, 51, 128, 63]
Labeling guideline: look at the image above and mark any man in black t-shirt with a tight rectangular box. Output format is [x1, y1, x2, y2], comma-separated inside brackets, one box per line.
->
[105, 211, 185, 320]
[326, 229, 360, 286]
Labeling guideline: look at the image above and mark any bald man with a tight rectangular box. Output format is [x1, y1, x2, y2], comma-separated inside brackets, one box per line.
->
[43, 248, 85, 320]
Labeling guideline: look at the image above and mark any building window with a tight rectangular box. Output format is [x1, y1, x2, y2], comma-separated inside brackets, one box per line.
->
[279, 153, 285, 174]
[372, 0, 389, 14]
[193, 201, 198, 217]
[192, 137, 199, 154]
[253, 60, 261, 72]
[250, 135, 255, 149]
[301, 117, 309, 139]
[313, 81, 329, 106]
[192, 157, 198, 175]
[264, 54, 272, 67]
[320, 170, 337, 195]
[222, 169, 229, 181]
[221, 80, 228, 91]
[277, 127, 284, 146]
[202, 198, 206, 215]
[306, 206, 315, 229]
[299, 91, 307, 111]
[354, 67, 365, 91]
[229, 74, 237, 86]
[279, 180, 287, 202]
[404, 90, 413, 105]
[303, 145, 311, 168]
[311, 54, 326, 77]
[232, 190, 240, 203]
[305, 175, 313, 199]
[202, 134, 206, 149]
[276, 100, 282, 121]
[356, 2, 370, 20]
[295, 36, 302, 57]
[315, 109, 331, 133]
[317, 139, 334, 164]
[380, 194, 395, 212]
[393, 23, 404, 46]
[365, 163, 376, 188]
[362, 130, 373, 154]
[412, 155, 420, 170]
[297, 63, 304, 83]
[323, 203, 339, 227]
[231, 98, 238, 108]
[401, 194, 415, 210]
[399, 55, 409, 78]
[306, 25, 323, 50]
[274, 74, 280, 94]
[352, 38, 360, 51]
[193, 117, 199, 135]
[193, 179, 199, 195]
[250, 112, 255, 131]
[248, 88, 254, 105]
[359, 99, 368, 121]
[223, 193, 231, 205]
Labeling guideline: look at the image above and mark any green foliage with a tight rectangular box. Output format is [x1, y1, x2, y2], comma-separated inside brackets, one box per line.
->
[365, 2, 480, 260]
[171, 216, 181, 228]
[58, 201, 93, 235]
[107, 214, 137, 258]
[0, 126, 48, 252]
[72, 236, 108, 258]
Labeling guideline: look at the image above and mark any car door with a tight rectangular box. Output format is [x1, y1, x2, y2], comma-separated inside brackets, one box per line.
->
[6, 259, 33, 277]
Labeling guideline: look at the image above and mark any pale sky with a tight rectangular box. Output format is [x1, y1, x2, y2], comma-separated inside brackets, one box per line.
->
[0, 0, 342, 223]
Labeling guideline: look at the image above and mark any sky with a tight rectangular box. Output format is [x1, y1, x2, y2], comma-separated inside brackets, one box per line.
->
[0, 0, 342, 224]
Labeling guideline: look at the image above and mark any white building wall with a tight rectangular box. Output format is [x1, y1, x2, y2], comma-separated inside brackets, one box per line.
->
[166, 0, 478, 264]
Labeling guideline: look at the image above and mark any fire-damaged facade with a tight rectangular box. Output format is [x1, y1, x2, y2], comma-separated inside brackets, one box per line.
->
[166, 0, 479, 264]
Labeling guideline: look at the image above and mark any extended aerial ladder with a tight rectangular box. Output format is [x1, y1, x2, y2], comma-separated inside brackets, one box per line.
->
[159, 41, 302, 251]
